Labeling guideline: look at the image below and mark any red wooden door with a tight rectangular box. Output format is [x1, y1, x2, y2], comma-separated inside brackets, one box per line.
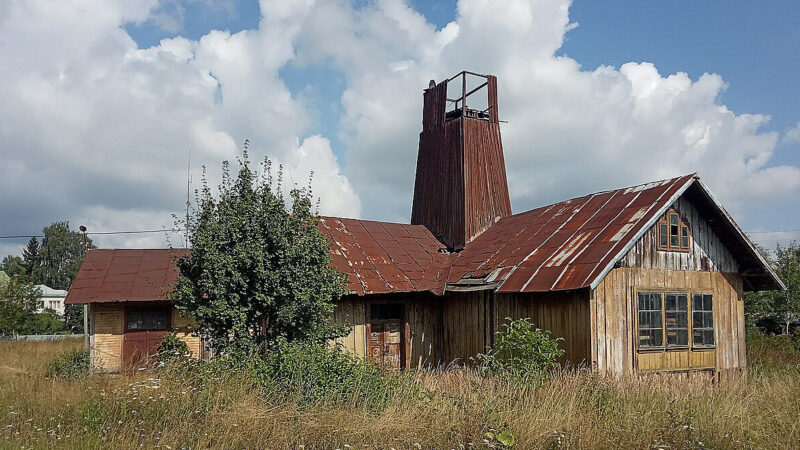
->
[123, 308, 170, 369]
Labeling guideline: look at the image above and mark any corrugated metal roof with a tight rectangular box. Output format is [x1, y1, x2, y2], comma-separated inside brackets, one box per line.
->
[319, 217, 450, 295]
[65, 174, 783, 304]
[448, 174, 698, 292]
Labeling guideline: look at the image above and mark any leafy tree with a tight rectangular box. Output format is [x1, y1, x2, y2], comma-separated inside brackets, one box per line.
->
[33, 221, 94, 290]
[0, 278, 40, 335]
[22, 237, 41, 276]
[745, 241, 800, 334]
[0, 255, 27, 279]
[31, 222, 94, 333]
[172, 149, 348, 355]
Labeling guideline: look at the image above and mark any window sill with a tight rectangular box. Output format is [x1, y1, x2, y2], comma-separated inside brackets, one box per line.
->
[637, 347, 716, 354]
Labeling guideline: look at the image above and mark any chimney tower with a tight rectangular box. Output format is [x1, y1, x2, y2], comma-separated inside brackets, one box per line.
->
[411, 71, 512, 251]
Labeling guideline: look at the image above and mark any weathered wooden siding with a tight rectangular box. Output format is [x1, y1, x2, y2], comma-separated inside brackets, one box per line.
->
[494, 291, 591, 366]
[592, 268, 745, 377]
[91, 303, 124, 372]
[333, 296, 367, 358]
[621, 197, 739, 273]
[334, 290, 590, 369]
[333, 293, 442, 368]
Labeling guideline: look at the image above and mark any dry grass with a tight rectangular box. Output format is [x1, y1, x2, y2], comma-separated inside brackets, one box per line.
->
[2, 339, 799, 449]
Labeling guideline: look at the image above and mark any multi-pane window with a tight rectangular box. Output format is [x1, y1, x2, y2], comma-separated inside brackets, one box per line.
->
[637, 292, 663, 349]
[692, 294, 715, 347]
[637, 291, 714, 351]
[665, 293, 689, 348]
[657, 210, 690, 252]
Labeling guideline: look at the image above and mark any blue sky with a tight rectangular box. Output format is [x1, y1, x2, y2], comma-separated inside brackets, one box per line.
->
[125, 0, 799, 170]
[1, 0, 798, 255]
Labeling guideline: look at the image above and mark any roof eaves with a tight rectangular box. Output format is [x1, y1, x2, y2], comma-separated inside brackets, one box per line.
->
[692, 178, 786, 291]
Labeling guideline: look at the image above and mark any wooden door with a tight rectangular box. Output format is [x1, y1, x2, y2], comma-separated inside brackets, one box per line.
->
[368, 321, 403, 370]
[123, 308, 170, 369]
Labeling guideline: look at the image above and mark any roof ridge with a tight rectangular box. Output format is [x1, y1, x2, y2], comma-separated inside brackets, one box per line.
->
[509, 173, 697, 218]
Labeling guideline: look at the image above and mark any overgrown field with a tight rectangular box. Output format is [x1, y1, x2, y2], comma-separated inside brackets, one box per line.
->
[2, 337, 800, 449]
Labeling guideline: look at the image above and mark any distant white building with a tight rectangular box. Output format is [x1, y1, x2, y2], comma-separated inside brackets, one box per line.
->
[35, 285, 68, 316]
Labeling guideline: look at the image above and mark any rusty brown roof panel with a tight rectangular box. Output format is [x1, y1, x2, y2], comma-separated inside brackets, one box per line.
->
[69, 175, 723, 303]
[447, 174, 698, 293]
[66, 248, 189, 304]
[318, 217, 449, 295]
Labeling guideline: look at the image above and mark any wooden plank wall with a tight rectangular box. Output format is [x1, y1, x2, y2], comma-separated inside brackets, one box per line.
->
[494, 291, 591, 367]
[333, 296, 367, 359]
[333, 290, 591, 369]
[621, 197, 739, 273]
[591, 268, 745, 377]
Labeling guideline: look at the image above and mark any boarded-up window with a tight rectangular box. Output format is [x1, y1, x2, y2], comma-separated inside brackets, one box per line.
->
[692, 294, 715, 348]
[665, 293, 689, 348]
[657, 210, 690, 252]
[637, 292, 663, 349]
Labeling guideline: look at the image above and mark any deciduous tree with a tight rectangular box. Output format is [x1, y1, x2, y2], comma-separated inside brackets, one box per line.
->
[172, 148, 347, 355]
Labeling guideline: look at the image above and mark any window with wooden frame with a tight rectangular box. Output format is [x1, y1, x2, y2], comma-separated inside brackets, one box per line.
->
[658, 209, 690, 252]
[691, 293, 715, 348]
[636, 291, 714, 351]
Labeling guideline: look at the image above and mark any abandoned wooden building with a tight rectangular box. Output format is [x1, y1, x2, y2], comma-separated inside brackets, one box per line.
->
[66, 71, 783, 378]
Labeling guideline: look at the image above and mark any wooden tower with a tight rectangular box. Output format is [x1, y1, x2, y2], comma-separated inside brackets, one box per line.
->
[411, 71, 512, 251]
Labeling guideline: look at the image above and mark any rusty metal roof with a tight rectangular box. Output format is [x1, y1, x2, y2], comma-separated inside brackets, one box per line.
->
[65, 249, 189, 304]
[448, 174, 699, 292]
[66, 174, 782, 304]
[319, 217, 451, 295]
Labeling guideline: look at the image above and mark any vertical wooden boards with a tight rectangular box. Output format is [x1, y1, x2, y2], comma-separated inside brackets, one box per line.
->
[491, 291, 591, 367]
[92, 303, 124, 372]
[620, 197, 739, 273]
[594, 267, 744, 377]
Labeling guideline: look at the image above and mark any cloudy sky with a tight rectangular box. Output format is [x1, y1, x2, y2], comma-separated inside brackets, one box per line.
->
[1, 0, 798, 257]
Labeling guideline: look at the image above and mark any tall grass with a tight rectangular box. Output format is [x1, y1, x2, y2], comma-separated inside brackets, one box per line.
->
[1, 338, 799, 449]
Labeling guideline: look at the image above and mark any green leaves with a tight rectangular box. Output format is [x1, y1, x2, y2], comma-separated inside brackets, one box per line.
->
[476, 317, 564, 385]
[172, 148, 348, 355]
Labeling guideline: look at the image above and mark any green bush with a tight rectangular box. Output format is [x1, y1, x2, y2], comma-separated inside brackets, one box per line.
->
[47, 348, 90, 379]
[254, 339, 400, 410]
[157, 331, 192, 365]
[476, 317, 564, 384]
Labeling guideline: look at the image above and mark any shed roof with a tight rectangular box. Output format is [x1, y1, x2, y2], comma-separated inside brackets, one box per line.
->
[65, 249, 189, 304]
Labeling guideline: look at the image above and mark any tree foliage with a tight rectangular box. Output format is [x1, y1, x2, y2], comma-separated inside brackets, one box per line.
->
[0, 256, 27, 279]
[33, 222, 94, 290]
[745, 241, 800, 334]
[172, 148, 348, 355]
[476, 317, 564, 384]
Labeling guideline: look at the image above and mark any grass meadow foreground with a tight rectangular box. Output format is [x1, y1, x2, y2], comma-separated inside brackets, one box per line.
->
[1, 337, 800, 449]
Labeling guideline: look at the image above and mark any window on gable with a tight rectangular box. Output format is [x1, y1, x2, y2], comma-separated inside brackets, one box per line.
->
[657, 210, 690, 252]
